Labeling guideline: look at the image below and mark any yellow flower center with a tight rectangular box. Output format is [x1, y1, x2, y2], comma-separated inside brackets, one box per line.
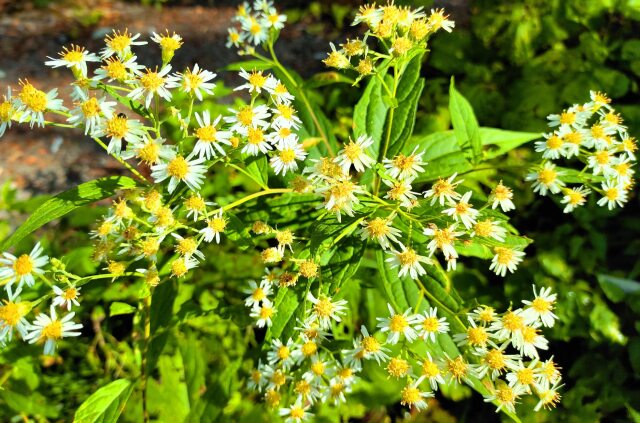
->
[591, 124, 605, 139]
[397, 249, 418, 266]
[447, 356, 468, 382]
[546, 135, 562, 149]
[171, 258, 188, 277]
[299, 260, 319, 278]
[237, 106, 254, 126]
[301, 340, 317, 357]
[277, 345, 290, 360]
[495, 386, 516, 404]
[605, 112, 621, 125]
[485, 349, 507, 371]
[13, 254, 34, 276]
[474, 220, 494, 237]
[0, 101, 13, 122]
[338, 367, 353, 379]
[251, 287, 265, 301]
[532, 297, 552, 313]
[140, 70, 164, 91]
[595, 150, 611, 165]
[314, 297, 335, 318]
[195, 125, 217, 142]
[279, 148, 296, 163]
[176, 237, 198, 255]
[422, 360, 440, 378]
[106, 32, 133, 53]
[247, 127, 265, 145]
[271, 369, 285, 386]
[184, 195, 205, 211]
[433, 227, 455, 249]
[62, 47, 84, 63]
[455, 201, 471, 214]
[19, 82, 47, 112]
[251, 369, 261, 383]
[392, 153, 416, 171]
[361, 336, 380, 353]
[538, 389, 561, 410]
[0, 301, 27, 327]
[265, 389, 280, 407]
[493, 183, 512, 200]
[311, 360, 325, 375]
[104, 58, 128, 81]
[392, 36, 413, 56]
[538, 168, 557, 185]
[343, 142, 362, 161]
[567, 190, 585, 205]
[138, 141, 160, 164]
[208, 217, 227, 232]
[559, 112, 576, 125]
[62, 288, 78, 300]
[167, 156, 189, 180]
[467, 326, 488, 346]
[517, 368, 535, 385]
[141, 238, 160, 257]
[564, 131, 582, 145]
[81, 97, 101, 117]
[387, 357, 410, 378]
[159, 36, 182, 52]
[478, 307, 495, 323]
[432, 178, 455, 197]
[41, 320, 63, 340]
[259, 306, 273, 320]
[502, 311, 524, 332]
[249, 23, 262, 36]
[295, 380, 311, 396]
[521, 325, 538, 343]
[422, 316, 440, 332]
[400, 385, 421, 405]
[248, 71, 267, 88]
[290, 407, 305, 419]
[605, 187, 619, 200]
[389, 314, 408, 332]
[366, 218, 390, 238]
[155, 206, 174, 227]
[494, 247, 516, 265]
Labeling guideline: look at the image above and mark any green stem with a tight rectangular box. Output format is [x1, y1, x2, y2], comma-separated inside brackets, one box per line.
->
[92, 137, 151, 185]
[374, 65, 400, 195]
[221, 188, 292, 212]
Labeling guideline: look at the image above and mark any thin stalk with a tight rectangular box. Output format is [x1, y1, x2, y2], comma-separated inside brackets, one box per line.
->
[92, 137, 151, 185]
[222, 188, 292, 212]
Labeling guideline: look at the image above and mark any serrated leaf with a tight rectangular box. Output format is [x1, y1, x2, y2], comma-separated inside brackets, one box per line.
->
[450, 78, 482, 164]
[74, 379, 134, 423]
[0, 176, 137, 251]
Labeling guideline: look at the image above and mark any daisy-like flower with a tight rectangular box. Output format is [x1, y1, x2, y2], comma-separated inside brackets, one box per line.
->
[490, 309, 525, 345]
[242, 16, 268, 45]
[178, 64, 216, 101]
[386, 244, 431, 280]
[352, 4, 383, 28]
[400, 377, 433, 411]
[535, 132, 565, 159]
[171, 233, 204, 261]
[427, 8, 455, 33]
[200, 210, 227, 244]
[267, 124, 297, 148]
[526, 163, 565, 196]
[559, 127, 585, 158]
[322, 42, 350, 69]
[15, 80, 66, 128]
[271, 103, 302, 129]
[0, 242, 49, 299]
[586, 123, 616, 150]
[0, 298, 30, 341]
[489, 247, 525, 277]
[122, 136, 175, 165]
[264, 7, 287, 30]
[587, 149, 615, 176]
[489, 181, 515, 212]
[293, 378, 322, 405]
[247, 361, 266, 392]
[597, 180, 628, 210]
[514, 323, 549, 358]
[151, 31, 183, 63]
[442, 191, 478, 229]
[243, 279, 272, 308]
[0, 87, 16, 137]
[307, 292, 348, 329]
[67, 87, 116, 135]
[610, 157, 634, 185]
[589, 90, 612, 111]
[250, 300, 275, 328]
[226, 28, 244, 48]
[226, 104, 271, 133]
[183, 194, 213, 221]
[444, 354, 474, 384]
[45, 44, 100, 77]
[236, 69, 271, 94]
[101, 29, 147, 59]
[561, 186, 591, 213]
[128, 65, 180, 108]
[377, 303, 419, 344]
[302, 354, 330, 383]
[619, 135, 637, 161]
[474, 343, 519, 380]
[263, 364, 288, 391]
[534, 380, 563, 412]
[291, 338, 320, 364]
[169, 256, 199, 278]
[359, 214, 401, 250]
[334, 135, 375, 173]
[420, 352, 445, 391]
[423, 173, 462, 205]
[506, 359, 540, 394]
[151, 153, 207, 193]
[383, 147, 426, 180]
[484, 383, 525, 415]
[423, 224, 462, 261]
[522, 285, 558, 327]
[354, 326, 390, 364]
[471, 219, 507, 242]
[316, 177, 364, 220]
[268, 79, 295, 104]
[453, 316, 491, 348]
[324, 377, 350, 405]
[382, 177, 419, 208]
[23, 308, 82, 356]
[242, 126, 273, 156]
[279, 398, 311, 423]
[93, 55, 144, 83]
[386, 356, 413, 379]
[267, 338, 294, 369]
[469, 305, 497, 325]
[94, 113, 145, 156]
[52, 285, 81, 311]
[193, 111, 232, 159]
[547, 107, 587, 129]
[270, 139, 307, 175]
[537, 357, 562, 387]
[414, 307, 449, 342]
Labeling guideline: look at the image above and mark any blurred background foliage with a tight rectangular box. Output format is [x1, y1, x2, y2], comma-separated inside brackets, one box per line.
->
[0, 0, 639, 422]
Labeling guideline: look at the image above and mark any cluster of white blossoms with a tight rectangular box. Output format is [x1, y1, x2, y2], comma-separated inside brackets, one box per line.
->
[323, 3, 454, 78]
[0, 243, 83, 355]
[528, 91, 637, 212]
[247, 285, 562, 419]
[227, 0, 287, 54]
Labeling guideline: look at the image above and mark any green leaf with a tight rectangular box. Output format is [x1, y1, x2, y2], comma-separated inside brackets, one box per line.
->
[147, 280, 177, 372]
[449, 78, 482, 164]
[411, 131, 473, 182]
[480, 127, 540, 159]
[304, 71, 355, 89]
[353, 73, 391, 159]
[109, 302, 136, 317]
[224, 60, 273, 71]
[597, 274, 640, 303]
[266, 289, 299, 340]
[322, 238, 367, 292]
[74, 379, 134, 423]
[0, 176, 137, 251]
[243, 155, 269, 189]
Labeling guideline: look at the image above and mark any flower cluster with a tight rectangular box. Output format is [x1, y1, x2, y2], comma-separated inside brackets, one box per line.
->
[227, 0, 287, 54]
[247, 285, 562, 418]
[0, 243, 83, 355]
[323, 4, 454, 80]
[528, 91, 637, 212]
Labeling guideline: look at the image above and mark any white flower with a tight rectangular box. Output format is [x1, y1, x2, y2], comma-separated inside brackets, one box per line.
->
[382, 177, 419, 208]
[250, 300, 275, 328]
[307, 292, 348, 329]
[428, 8, 455, 33]
[419, 352, 445, 391]
[506, 359, 540, 394]
[376, 303, 419, 344]
[279, 398, 311, 423]
[587, 149, 615, 176]
[270, 139, 307, 175]
[45, 45, 100, 76]
[101, 29, 147, 59]
[484, 384, 526, 415]
[489, 181, 515, 212]
[266, 338, 294, 369]
[16, 81, 66, 128]
[193, 111, 232, 159]
[452, 317, 492, 348]
[271, 103, 302, 129]
[561, 186, 590, 213]
[442, 191, 478, 229]
[93, 55, 144, 82]
[423, 173, 462, 205]
[526, 163, 565, 196]
[121, 136, 175, 165]
[52, 286, 81, 311]
[226, 104, 271, 133]
[171, 233, 205, 261]
[534, 380, 563, 412]
[471, 219, 507, 242]
[400, 376, 433, 411]
[414, 307, 449, 342]
[522, 285, 558, 327]
[490, 309, 525, 345]
[0, 87, 16, 137]
[242, 17, 268, 45]
[489, 247, 525, 277]
[0, 242, 49, 299]
[243, 279, 272, 308]
[200, 210, 227, 244]
[473, 343, 519, 380]
[513, 323, 549, 358]
[226, 28, 244, 48]
[597, 180, 628, 210]
[354, 325, 389, 364]
[0, 298, 30, 341]
[24, 308, 82, 356]
[267, 78, 295, 104]
[610, 156, 634, 185]
[241, 126, 272, 156]
[128, 65, 180, 108]
[67, 87, 116, 135]
[535, 132, 564, 159]
[264, 8, 287, 30]
[352, 5, 383, 27]
[423, 224, 462, 260]
[267, 124, 298, 148]
[334, 135, 375, 173]
[236, 69, 271, 94]
[383, 147, 426, 180]
[386, 244, 431, 280]
[151, 153, 207, 193]
[547, 106, 587, 129]
[94, 114, 145, 157]
[359, 214, 401, 250]
[178, 64, 216, 101]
